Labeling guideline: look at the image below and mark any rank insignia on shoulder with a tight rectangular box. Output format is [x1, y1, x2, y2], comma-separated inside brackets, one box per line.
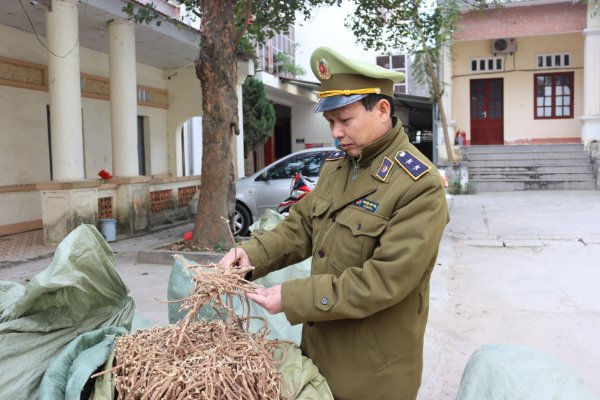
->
[394, 150, 431, 180]
[374, 157, 393, 182]
[326, 150, 345, 161]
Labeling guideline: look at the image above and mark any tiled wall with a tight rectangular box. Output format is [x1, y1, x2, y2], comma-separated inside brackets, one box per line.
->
[150, 189, 173, 214]
[97, 196, 113, 219]
[177, 185, 198, 207]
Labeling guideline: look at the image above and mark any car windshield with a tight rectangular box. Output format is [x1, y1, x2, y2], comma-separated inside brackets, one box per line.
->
[268, 152, 327, 180]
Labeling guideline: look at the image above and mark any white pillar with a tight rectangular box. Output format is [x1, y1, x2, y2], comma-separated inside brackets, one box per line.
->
[234, 81, 245, 178]
[108, 19, 139, 177]
[46, 0, 84, 181]
[581, 4, 600, 146]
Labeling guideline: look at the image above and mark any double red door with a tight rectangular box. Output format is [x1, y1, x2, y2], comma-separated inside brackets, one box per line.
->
[470, 79, 504, 145]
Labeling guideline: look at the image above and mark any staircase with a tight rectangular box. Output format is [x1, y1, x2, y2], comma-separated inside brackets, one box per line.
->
[466, 144, 597, 191]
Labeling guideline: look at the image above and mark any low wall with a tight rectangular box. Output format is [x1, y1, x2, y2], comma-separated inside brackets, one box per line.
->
[0, 175, 201, 243]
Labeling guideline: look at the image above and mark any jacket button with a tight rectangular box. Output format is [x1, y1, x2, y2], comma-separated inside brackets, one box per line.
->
[329, 213, 336, 222]
[318, 250, 325, 258]
[307, 321, 314, 327]
[321, 297, 329, 305]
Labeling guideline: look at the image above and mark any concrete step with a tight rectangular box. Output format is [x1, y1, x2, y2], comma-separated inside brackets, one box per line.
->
[471, 172, 595, 180]
[466, 144, 584, 154]
[465, 144, 597, 192]
[471, 179, 597, 192]
[467, 151, 590, 161]
[468, 158, 591, 167]
[470, 165, 593, 174]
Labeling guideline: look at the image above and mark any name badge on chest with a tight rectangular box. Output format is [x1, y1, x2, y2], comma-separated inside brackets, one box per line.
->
[354, 197, 379, 213]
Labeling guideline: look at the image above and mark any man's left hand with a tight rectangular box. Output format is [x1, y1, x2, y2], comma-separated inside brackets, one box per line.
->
[246, 285, 283, 314]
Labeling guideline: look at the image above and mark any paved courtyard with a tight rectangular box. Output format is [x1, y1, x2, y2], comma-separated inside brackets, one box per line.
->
[419, 191, 600, 399]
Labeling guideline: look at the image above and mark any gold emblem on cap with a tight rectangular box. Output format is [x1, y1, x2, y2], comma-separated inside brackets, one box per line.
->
[317, 58, 331, 80]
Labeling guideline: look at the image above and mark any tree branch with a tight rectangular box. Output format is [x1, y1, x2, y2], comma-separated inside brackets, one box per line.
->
[233, 0, 253, 51]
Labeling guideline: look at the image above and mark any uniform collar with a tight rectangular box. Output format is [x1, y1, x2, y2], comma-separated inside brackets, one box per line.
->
[344, 118, 401, 166]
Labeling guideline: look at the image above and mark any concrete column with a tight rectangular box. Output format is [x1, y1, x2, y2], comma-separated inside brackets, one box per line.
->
[46, 0, 84, 181]
[108, 19, 139, 177]
[581, 4, 600, 146]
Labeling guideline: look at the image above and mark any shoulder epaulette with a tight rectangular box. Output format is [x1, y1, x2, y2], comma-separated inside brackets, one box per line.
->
[325, 150, 345, 161]
[394, 150, 431, 180]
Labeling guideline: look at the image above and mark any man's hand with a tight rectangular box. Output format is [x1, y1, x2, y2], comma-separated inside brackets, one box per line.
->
[219, 248, 252, 268]
[246, 285, 282, 314]
[218, 248, 254, 277]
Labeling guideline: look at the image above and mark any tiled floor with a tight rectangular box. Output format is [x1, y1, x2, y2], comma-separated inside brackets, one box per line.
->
[0, 229, 56, 265]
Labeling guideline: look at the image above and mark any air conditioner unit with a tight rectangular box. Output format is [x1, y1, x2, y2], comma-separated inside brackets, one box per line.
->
[492, 38, 517, 54]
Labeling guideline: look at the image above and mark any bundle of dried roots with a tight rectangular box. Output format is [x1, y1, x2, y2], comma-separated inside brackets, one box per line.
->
[96, 254, 288, 399]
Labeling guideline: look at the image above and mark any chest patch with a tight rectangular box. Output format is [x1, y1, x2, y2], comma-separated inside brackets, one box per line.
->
[375, 157, 394, 182]
[353, 197, 380, 213]
[395, 150, 431, 180]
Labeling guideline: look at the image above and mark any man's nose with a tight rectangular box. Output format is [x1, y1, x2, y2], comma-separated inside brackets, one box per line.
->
[331, 122, 344, 138]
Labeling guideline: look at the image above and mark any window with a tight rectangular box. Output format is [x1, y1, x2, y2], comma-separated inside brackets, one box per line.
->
[376, 54, 407, 95]
[537, 53, 571, 69]
[534, 72, 574, 119]
[267, 151, 328, 180]
[470, 57, 504, 72]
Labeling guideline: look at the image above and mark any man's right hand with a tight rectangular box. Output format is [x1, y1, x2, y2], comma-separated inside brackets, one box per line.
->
[219, 248, 252, 269]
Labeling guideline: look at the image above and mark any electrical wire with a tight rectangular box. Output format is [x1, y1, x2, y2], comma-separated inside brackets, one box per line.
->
[18, 0, 80, 59]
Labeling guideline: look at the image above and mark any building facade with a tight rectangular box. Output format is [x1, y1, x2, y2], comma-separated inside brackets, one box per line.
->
[0, 0, 251, 242]
[442, 0, 599, 154]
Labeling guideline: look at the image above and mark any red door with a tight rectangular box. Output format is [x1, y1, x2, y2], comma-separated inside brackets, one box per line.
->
[470, 79, 504, 145]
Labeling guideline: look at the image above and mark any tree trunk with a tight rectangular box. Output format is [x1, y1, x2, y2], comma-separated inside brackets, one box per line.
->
[426, 53, 456, 163]
[417, 25, 456, 163]
[192, 0, 238, 248]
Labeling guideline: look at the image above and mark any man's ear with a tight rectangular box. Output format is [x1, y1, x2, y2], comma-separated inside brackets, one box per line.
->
[376, 99, 391, 118]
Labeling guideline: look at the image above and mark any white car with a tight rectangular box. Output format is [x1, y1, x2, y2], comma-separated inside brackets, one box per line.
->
[190, 147, 337, 236]
[234, 147, 337, 235]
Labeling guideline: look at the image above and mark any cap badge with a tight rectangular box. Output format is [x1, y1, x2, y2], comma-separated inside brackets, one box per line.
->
[318, 58, 331, 80]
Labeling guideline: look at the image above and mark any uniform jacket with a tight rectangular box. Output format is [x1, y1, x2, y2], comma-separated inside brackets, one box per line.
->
[243, 120, 449, 400]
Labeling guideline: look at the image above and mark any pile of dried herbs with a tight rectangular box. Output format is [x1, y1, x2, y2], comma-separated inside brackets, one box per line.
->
[96, 255, 288, 399]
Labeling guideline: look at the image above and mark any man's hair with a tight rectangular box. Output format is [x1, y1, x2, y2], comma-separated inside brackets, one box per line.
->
[360, 94, 395, 117]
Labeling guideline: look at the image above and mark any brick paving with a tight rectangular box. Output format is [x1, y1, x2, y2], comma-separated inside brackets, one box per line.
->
[0, 230, 56, 266]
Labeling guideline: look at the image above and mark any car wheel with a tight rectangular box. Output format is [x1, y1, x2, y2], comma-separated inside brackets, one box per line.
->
[232, 203, 251, 237]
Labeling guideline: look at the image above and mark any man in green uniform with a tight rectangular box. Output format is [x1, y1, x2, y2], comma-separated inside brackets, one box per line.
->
[220, 46, 449, 400]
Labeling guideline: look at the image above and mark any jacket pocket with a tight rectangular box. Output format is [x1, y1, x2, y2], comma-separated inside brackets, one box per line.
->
[358, 317, 388, 372]
[329, 209, 388, 272]
[311, 195, 331, 218]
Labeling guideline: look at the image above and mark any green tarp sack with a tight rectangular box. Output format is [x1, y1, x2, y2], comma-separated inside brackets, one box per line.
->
[0, 224, 135, 400]
[455, 344, 599, 400]
[39, 326, 127, 400]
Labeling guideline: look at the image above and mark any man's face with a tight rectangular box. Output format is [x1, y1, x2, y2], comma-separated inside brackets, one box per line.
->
[323, 100, 391, 157]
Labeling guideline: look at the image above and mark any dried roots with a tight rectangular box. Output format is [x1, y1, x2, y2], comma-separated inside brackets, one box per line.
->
[98, 255, 287, 399]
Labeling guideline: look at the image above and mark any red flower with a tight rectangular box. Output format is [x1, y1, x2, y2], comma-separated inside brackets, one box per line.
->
[98, 169, 112, 180]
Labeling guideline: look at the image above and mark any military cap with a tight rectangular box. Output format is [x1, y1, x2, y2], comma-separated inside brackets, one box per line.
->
[310, 46, 405, 113]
